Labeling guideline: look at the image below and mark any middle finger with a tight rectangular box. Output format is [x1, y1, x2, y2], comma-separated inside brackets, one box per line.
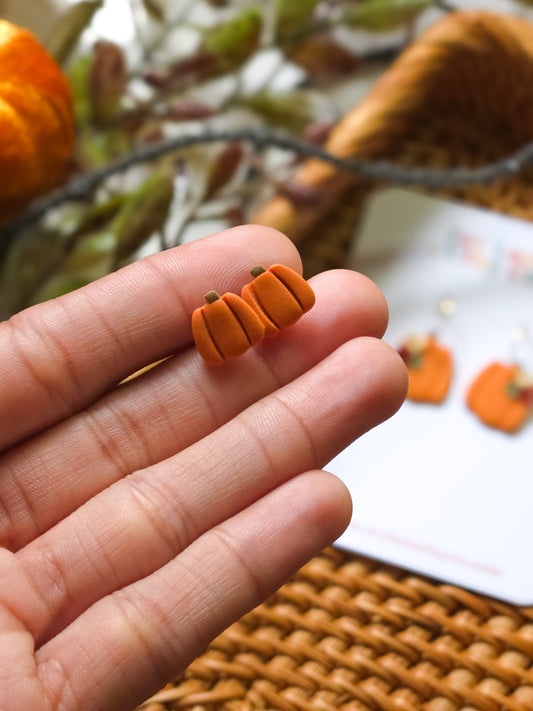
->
[0, 270, 387, 551]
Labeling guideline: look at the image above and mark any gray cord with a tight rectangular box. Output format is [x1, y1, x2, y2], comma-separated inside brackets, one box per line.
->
[2, 126, 533, 240]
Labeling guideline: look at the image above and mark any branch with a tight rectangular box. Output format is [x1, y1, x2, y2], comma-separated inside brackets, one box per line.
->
[3, 126, 533, 241]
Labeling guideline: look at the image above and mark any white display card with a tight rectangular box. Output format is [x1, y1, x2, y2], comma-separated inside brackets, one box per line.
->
[329, 188, 533, 605]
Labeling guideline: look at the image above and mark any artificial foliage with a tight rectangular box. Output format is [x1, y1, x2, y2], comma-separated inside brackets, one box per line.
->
[0, 0, 440, 317]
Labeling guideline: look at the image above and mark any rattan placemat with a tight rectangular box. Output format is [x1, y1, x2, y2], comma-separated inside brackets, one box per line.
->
[139, 548, 533, 710]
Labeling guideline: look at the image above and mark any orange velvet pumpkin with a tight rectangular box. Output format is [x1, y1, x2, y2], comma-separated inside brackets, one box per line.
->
[466, 362, 533, 434]
[398, 335, 452, 404]
[0, 19, 75, 220]
[192, 290, 265, 366]
[240, 264, 315, 338]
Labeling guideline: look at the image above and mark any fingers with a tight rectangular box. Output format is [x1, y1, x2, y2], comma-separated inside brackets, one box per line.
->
[0, 225, 300, 450]
[1, 269, 389, 550]
[35, 471, 352, 711]
[12, 338, 406, 645]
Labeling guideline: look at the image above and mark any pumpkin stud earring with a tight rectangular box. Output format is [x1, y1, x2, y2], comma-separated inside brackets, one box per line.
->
[466, 327, 533, 434]
[240, 264, 315, 337]
[397, 298, 454, 405]
[192, 290, 265, 366]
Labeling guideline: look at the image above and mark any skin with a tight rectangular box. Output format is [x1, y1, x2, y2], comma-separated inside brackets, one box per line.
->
[0, 225, 407, 711]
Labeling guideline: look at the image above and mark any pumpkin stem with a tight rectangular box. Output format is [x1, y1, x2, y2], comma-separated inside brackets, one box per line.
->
[250, 265, 267, 278]
[204, 290, 221, 303]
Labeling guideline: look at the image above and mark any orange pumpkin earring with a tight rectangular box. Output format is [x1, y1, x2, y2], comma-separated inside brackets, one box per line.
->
[397, 297, 454, 404]
[192, 290, 265, 366]
[397, 334, 453, 404]
[241, 264, 315, 337]
[467, 362, 533, 434]
[466, 328, 533, 433]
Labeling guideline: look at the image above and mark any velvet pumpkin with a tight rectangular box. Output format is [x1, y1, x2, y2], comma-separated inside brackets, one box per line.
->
[0, 19, 74, 221]
[192, 290, 265, 366]
[240, 264, 315, 338]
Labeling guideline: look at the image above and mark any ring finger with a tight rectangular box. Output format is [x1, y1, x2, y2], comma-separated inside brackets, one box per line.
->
[13, 337, 406, 645]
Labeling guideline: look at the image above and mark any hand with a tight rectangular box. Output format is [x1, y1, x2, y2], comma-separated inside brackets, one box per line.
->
[0, 225, 406, 711]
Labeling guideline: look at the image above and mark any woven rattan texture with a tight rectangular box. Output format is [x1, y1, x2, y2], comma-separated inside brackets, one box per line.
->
[139, 549, 533, 711]
[253, 11, 533, 278]
[139, 12, 533, 711]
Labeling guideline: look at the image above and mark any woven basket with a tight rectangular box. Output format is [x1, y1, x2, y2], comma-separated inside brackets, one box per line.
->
[138, 12, 533, 710]
[253, 10, 533, 278]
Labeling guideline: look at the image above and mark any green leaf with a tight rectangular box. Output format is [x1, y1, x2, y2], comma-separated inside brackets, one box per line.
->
[111, 171, 175, 262]
[68, 54, 94, 125]
[0, 227, 71, 314]
[76, 128, 132, 169]
[273, 0, 323, 42]
[63, 230, 118, 272]
[29, 229, 118, 305]
[30, 275, 93, 305]
[141, 0, 165, 21]
[342, 0, 435, 31]
[202, 7, 263, 74]
[45, 0, 103, 64]
[240, 90, 312, 133]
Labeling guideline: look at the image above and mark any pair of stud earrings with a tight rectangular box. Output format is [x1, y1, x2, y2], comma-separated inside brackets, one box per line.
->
[192, 264, 315, 366]
[397, 324, 533, 434]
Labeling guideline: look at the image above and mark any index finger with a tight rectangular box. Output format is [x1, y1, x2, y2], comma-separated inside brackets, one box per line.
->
[0, 225, 301, 450]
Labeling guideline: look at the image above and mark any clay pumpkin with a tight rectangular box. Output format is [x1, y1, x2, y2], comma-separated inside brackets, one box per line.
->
[0, 19, 75, 221]
[398, 335, 452, 404]
[467, 362, 533, 434]
[192, 290, 265, 365]
[241, 264, 315, 337]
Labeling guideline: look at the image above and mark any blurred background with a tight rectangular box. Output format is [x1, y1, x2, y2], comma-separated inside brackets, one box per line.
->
[2, 0, 533, 318]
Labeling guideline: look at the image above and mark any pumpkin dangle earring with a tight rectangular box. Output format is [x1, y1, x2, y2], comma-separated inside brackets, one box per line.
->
[396, 297, 454, 404]
[466, 326, 533, 434]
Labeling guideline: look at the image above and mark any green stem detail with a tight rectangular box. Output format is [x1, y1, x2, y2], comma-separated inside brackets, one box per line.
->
[204, 290, 221, 303]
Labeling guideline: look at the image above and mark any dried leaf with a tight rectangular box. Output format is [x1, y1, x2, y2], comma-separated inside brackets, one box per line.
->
[153, 51, 218, 88]
[206, 142, 244, 197]
[164, 99, 215, 121]
[304, 120, 334, 145]
[285, 33, 360, 81]
[275, 179, 325, 207]
[90, 41, 128, 124]
[45, 0, 103, 64]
